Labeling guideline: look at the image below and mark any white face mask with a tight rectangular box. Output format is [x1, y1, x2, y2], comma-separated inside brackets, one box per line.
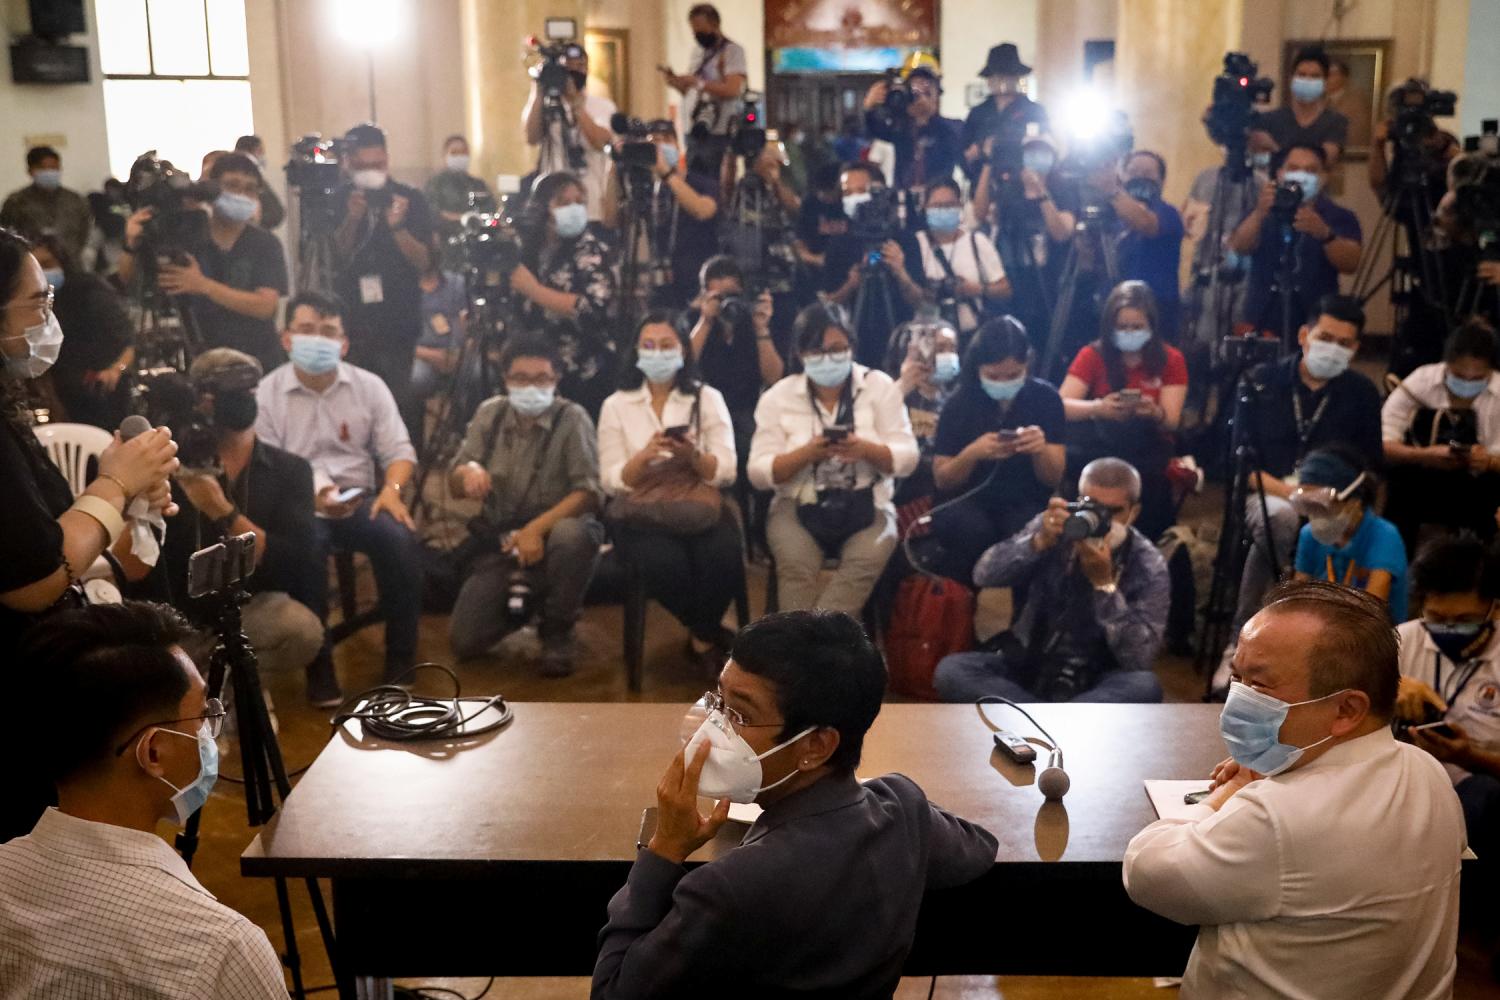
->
[1106, 519, 1129, 550]
[351, 168, 388, 191]
[445, 153, 470, 173]
[3, 309, 64, 379]
[682, 707, 815, 804]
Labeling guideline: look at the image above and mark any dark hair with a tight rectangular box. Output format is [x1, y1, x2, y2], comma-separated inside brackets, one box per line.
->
[1274, 141, 1329, 173]
[343, 122, 388, 150]
[1259, 580, 1399, 718]
[699, 254, 744, 289]
[1297, 443, 1378, 507]
[1126, 149, 1167, 185]
[810, 161, 843, 194]
[208, 152, 263, 186]
[499, 331, 561, 376]
[27, 232, 73, 274]
[1445, 317, 1499, 367]
[619, 308, 702, 394]
[519, 171, 586, 266]
[26, 146, 59, 169]
[955, 315, 1031, 402]
[792, 302, 855, 369]
[1292, 46, 1331, 76]
[729, 610, 887, 772]
[906, 66, 941, 91]
[924, 176, 962, 202]
[688, 3, 721, 24]
[443, 134, 468, 149]
[1308, 293, 1365, 336]
[233, 134, 263, 153]
[17, 601, 196, 783]
[840, 161, 883, 188]
[1095, 280, 1165, 386]
[286, 289, 347, 325]
[1411, 534, 1500, 605]
[0, 226, 32, 311]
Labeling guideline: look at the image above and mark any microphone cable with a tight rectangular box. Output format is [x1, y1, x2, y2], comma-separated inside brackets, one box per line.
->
[900, 458, 1002, 581]
[975, 695, 1060, 754]
[331, 663, 513, 742]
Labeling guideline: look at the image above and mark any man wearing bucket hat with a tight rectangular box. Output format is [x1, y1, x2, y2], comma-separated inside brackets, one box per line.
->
[961, 43, 1052, 184]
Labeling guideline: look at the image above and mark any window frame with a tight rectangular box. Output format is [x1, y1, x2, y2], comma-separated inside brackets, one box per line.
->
[99, 0, 250, 83]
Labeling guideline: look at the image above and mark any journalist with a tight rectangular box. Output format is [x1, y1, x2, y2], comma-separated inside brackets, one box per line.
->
[255, 291, 421, 687]
[659, 4, 748, 166]
[0, 146, 92, 262]
[862, 67, 964, 195]
[449, 334, 603, 676]
[914, 177, 1010, 336]
[961, 44, 1050, 184]
[887, 312, 962, 501]
[512, 170, 618, 417]
[791, 162, 847, 300]
[410, 261, 467, 408]
[933, 458, 1167, 703]
[1125, 582, 1463, 999]
[1089, 150, 1185, 342]
[120, 153, 289, 374]
[0, 602, 288, 998]
[425, 134, 494, 229]
[599, 313, 740, 668]
[522, 47, 615, 222]
[29, 233, 134, 429]
[1250, 45, 1350, 166]
[232, 134, 285, 229]
[592, 610, 997, 999]
[158, 349, 333, 706]
[748, 303, 918, 614]
[929, 316, 1065, 585]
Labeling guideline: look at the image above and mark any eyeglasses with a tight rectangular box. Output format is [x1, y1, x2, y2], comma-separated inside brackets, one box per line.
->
[701, 689, 783, 730]
[800, 348, 851, 365]
[4, 288, 53, 316]
[113, 698, 226, 756]
[505, 374, 558, 389]
[288, 325, 343, 340]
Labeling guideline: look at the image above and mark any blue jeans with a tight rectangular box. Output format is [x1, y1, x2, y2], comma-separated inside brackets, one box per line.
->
[309, 497, 423, 675]
[933, 647, 1163, 703]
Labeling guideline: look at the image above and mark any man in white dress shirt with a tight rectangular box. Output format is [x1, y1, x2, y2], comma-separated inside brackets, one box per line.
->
[1125, 580, 1465, 1000]
[0, 601, 287, 999]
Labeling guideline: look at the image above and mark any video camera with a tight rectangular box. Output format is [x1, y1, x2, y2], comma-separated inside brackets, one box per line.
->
[1453, 125, 1500, 261]
[454, 210, 523, 296]
[125, 152, 212, 263]
[529, 38, 586, 99]
[1389, 79, 1458, 150]
[133, 368, 220, 474]
[609, 114, 660, 172]
[1205, 52, 1274, 179]
[1061, 498, 1113, 542]
[850, 186, 902, 249]
[284, 133, 346, 227]
[731, 90, 768, 160]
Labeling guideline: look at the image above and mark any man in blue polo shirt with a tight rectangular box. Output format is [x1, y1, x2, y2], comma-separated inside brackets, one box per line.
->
[1108, 150, 1185, 342]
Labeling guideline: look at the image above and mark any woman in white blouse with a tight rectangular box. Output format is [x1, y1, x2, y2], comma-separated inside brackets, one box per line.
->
[749, 302, 919, 614]
[598, 311, 740, 666]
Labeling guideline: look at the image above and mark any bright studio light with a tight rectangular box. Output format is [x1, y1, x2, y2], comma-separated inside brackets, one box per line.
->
[335, 0, 400, 48]
[1060, 87, 1112, 141]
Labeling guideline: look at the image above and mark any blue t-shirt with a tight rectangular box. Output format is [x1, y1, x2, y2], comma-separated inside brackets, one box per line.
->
[1243, 195, 1362, 334]
[1118, 200, 1184, 339]
[1294, 511, 1408, 622]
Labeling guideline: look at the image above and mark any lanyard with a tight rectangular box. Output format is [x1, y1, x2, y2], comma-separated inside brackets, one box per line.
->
[1291, 384, 1331, 445]
[1435, 649, 1485, 707]
[1323, 552, 1355, 587]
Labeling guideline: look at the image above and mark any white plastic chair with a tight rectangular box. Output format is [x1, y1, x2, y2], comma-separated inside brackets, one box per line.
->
[33, 422, 113, 497]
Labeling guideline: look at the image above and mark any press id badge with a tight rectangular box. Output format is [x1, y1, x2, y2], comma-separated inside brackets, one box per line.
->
[429, 313, 451, 336]
[359, 274, 384, 304]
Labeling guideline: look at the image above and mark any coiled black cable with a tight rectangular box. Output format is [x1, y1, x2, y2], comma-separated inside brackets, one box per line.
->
[331, 663, 513, 742]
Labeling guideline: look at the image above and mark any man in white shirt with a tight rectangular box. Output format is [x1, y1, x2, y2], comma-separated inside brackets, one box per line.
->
[661, 3, 748, 166]
[522, 47, 617, 222]
[1125, 580, 1465, 1000]
[0, 601, 287, 999]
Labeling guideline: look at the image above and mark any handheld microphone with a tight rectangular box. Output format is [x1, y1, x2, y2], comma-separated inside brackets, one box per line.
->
[119, 414, 152, 441]
[976, 696, 1070, 800]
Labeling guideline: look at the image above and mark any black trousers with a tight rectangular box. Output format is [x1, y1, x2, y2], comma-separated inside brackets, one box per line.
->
[1385, 465, 1500, 555]
[612, 510, 743, 640]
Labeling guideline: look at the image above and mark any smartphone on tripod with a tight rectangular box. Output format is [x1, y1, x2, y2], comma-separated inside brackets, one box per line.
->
[187, 532, 258, 599]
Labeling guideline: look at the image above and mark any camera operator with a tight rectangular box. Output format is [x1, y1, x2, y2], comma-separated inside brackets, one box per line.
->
[119, 153, 289, 374]
[512, 170, 618, 416]
[425, 134, 495, 254]
[961, 44, 1050, 184]
[29, 234, 133, 430]
[1382, 318, 1500, 551]
[820, 163, 928, 368]
[448, 334, 603, 678]
[1, 146, 92, 263]
[1230, 143, 1362, 336]
[932, 458, 1167, 704]
[659, 4, 748, 167]
[1368, 80, 1460, 205]
[791, 162, 847, 301]
[1088, 150, 1185, 343]
[914, 178, 1010, 336]
[1250, 45, 1349, 167]
[522, 49, 615, 222]
[862, 67, 963, 195]
[157, 349, 333, 705]
[233, 135, 285, 230]
[331, 123, 435, 429]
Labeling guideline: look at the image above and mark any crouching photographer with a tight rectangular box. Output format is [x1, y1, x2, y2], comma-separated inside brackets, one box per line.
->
[154, 349, 332, 705]
[933, 458, 1168, 704]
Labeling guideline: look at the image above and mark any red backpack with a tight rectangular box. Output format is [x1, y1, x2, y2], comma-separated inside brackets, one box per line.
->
[885, 575, 974, 700]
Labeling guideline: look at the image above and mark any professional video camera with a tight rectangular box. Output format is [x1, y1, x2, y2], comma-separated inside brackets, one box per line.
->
[124, 152, 212, 263]
[284, 133, 345, 226]
[730, 90, 768, 160]
[1205, 52, 1275, 179]
[454, 210, 523, 294]
[1389, 79, 1459, 150]
[850, 187, 902, 249]
[1061, 498, 1113, 542]
[132, 368, 220, 474]
[530, 39, 585, 99]
[1452, 139, 1500, 261]
[609, 114, 660, 175]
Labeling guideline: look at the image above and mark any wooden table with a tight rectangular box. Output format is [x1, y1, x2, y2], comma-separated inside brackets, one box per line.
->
[243, 702, 1226, 989]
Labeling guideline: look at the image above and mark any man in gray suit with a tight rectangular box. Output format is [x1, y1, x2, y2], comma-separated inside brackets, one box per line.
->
[592, 610, 998, 999]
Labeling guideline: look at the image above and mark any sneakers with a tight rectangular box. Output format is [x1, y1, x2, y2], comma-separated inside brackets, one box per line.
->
[305, 654, 344, 708]
[539, 630, 577, 678]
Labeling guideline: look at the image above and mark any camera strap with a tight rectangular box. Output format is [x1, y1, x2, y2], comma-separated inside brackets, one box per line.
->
[1291, 385, 1331, 445]
[480, 401, 560, 528]
[927, 231, 985, 320]
[806, 371, 864, 491]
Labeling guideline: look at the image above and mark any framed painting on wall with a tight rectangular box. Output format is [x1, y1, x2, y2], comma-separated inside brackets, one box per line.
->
[1283, 38, 1389, 161]
[585, 28, 629, 112]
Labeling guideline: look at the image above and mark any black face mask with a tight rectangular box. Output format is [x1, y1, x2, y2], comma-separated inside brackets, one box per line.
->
[213, 390, 259, 432]
[1124, 177, 1161, 204]
[694, 31, 719, 49]
[569, 70, 588, 93]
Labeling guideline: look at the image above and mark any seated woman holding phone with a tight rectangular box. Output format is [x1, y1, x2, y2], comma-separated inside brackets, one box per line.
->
[748, 303, 918, 614]
[598, 312, 740, 668]
[928, 316, 1066, 584]
[1059, 281, 1187, 540]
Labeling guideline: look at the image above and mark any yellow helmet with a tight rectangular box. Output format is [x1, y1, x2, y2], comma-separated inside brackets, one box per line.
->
[899, 50, 940, 79]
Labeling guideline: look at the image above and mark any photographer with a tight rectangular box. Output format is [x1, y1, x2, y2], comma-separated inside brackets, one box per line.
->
[157, 349, 333, 706]
[1382, 318, 1500, 551]
[1092, 150, 1185, 343]
[1250, 46, 1349, 166]
[425, 134, 495, 254]
[29, 234, 133, 430]
[119, 153, 288, 374]
[411, 260, 467, 408]
[522, 48, 615, 222]
[961, 44, 1050, 184]
[512, 170, 618, 416]
[1230, 143, 1362, 337]
[914, 177, 1010, 336]
[660, 4, 748, 166]
[448, 334, 603, 677]
[791, 162, 847, 300]
[233, 134, 285, 230]
[1060, 281, 1187, 540]
[861, 67, 963, 195]
[932, 458, 1167, 704]
[929, 316, 1065, 584]
[0, 146, 92, 263]
[748, 303, 918, 614]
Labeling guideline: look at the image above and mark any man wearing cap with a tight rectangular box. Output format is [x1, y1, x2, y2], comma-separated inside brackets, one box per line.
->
[157, 348, 336, 706]
[862, 65, 964, 195]
[961, 44, 1051, 184]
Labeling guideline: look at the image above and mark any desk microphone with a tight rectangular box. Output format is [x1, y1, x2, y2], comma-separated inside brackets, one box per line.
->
[119, 414, 152, 440]
[977, 696, 1070, 800]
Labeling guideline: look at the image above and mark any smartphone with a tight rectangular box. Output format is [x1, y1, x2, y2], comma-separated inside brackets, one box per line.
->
[334, 486, 366, 504]
[1118, 388, 1142, 404]
[1410, 720, 1459, 739]
[663, 425, 690, 441]
[823, 425, 851, 443]
[992, 731, 1037, 765]
[997, 428, 1019, 441]
[1183, 789, 1212, 805]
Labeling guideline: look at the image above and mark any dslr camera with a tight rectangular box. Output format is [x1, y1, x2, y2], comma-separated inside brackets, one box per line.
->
[125, 152, 212, 264]
[1061, 498, 1113, 542]
[1270, 178, 1305, 223]
[868, 68, 912, 133]
[730, 90, 768, 160]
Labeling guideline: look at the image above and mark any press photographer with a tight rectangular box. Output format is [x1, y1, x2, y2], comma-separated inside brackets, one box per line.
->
[913, 177, 1010, 336]
[425, 134, 495, 261]
[29, 234, 134, 430]
[1369, 79, 1460, 211]
[932, 458, 1168, 704]
[961, 43, 1050, 183]
[659, 4, 748, 166]
[1092, 150, 1185, 343]
[523, 41, 615, 222]
[862, 64, 963, 196]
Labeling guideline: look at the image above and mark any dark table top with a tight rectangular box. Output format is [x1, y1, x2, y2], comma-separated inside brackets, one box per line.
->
[243, 702, 1227, 878]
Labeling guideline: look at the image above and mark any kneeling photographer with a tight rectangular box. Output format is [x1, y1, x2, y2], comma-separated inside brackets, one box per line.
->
[448, 335, 604, 678]
[932, 458, 1168, 704]
[861, 64, 963, 196]
[155, 349, 332, 705]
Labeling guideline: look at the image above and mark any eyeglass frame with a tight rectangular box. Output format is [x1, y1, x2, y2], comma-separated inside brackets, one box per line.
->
[113, 697, 227, 756]
[505, 372, 560, 389]
[798, 347, 852, 366]
[701, 689, 784, 730]
[2, 287, 55, 330]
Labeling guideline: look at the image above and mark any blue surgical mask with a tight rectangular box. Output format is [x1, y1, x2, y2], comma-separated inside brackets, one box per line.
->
[843, 192, 872, 219]
[1303, 338, 1353, 380]
[507, 384, 554, 417]
[552, 202, 588, 239]
[150, 723, 220, 826]
[289, 334, 341, 376]
[1447, 370, 1489, 400]
[1283, 169, 1320, 202]
[803, 351, 853, 388]
[933, 351, 960, 383]
[445, 153, 471, 173]
[214, 191, 257, 223]
[1219, 681, 1342, 776]
[1023, 150, 1055, 175]
[925, 206, 961, 234]
[41, 267, 64, 290]
[32, 169, 61, 190]
[636, 348, 684, 383]
[981, 375, 1025, 402]
[1426, 617, 1492, 664]
[1113, 328, 1152, 353]
[660, 144, 681, 170]
[1290, 76, 1325, 102]
[1251, 151, 1272, 171]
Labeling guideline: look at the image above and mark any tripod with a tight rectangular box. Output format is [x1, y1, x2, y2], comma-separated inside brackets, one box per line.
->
[1185, 165, 1256, 407]
[177, 535, 337, 999]
[1249, 213, 1303, 353]
[851, 250, 900, 365]
[724, 172, 794, 294]
[1039, 207, 1118, 381]
[538, 91, 587, 175]
[126, 256, 200, 372]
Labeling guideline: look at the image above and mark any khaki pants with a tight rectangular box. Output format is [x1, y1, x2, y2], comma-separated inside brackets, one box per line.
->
[766, 497, 897, 615]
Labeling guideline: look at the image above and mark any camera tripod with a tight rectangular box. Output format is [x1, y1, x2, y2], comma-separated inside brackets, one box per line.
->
[538, 91, 587, 175]
[851, 251, 900, 365]
[177, 535, 337, 1000]
[1248, 213, 1304, 354]
[126, 259, 201, 373]
[1038, 207, 1118, 381]
[723, 172, 794, 295]
[1184, 164, 1257, 408]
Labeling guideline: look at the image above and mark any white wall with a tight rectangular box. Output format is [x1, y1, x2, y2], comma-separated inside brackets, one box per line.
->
[940, 0, 1038, 119]
[0, 0, 110, 195]
[1460, 0, 1500, 139]
[665, 0, 763, 125]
